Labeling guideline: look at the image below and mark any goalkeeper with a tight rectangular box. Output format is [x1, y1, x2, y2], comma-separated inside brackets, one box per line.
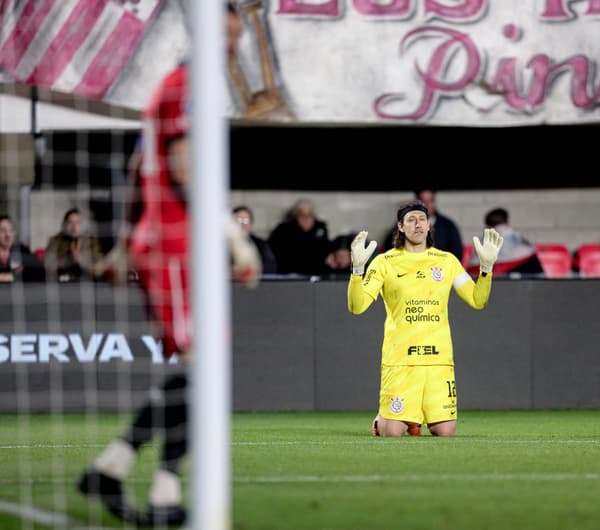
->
[348, 200, 503, 437]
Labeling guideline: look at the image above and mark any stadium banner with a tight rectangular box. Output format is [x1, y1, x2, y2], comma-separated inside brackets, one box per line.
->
[0, 281, 598, 412]
[0, 333, 177, 364]
[0, 0, 164, 99]
[2, 0, 600, 127]
[238, 0, 600, 125]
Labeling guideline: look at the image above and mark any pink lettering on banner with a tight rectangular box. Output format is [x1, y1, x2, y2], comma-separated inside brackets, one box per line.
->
[540, 0, 600, 20]
[374, 25, 600, 121]
[354, 0, 413, 18]
[424, 0, 486, 21]
[584, 0, 600, 14]
[277, 0, 486, 21]
[374, 26, 480, 120]
[492, 55, 600, 111]
[553, 56, 600, 108]
[277, 0, 339, 16]
[491, 57, 549, 112]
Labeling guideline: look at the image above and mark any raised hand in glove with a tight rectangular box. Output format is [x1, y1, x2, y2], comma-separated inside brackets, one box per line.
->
[351, 230, 378, 276]
[473, 227, 504, 273]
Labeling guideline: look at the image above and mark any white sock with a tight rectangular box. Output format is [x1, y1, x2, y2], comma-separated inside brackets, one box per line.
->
[149, 469, 181, 507]
[93, 439, 135, 481]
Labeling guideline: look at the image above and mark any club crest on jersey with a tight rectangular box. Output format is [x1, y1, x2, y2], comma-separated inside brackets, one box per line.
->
[389, 396, 404, 415]
[431, 266, 443, 282]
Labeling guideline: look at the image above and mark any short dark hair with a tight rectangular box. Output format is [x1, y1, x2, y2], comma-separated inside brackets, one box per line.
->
[397, 200, 428, 222]
[232, 205, 253, 222]
[63, 207, 80, 223]
[485, 208, 508, 227]
[329, 233, 356, 253]
[0, 214, 12, 224]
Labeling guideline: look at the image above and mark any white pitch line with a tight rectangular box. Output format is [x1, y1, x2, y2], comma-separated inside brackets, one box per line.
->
[0, 497, 192, 530]
[232, 439, 600, 446]
[0, 439, 598, 449]
[1, 472, 598, 488]
[0, 477, 149, 485]
[234, 472, 600, 483]
[0, 443, 106, 449]
[0, 499, 110, 529]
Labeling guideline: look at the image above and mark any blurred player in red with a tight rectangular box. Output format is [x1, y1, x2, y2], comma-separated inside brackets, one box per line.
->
[78, 4, 258, 527]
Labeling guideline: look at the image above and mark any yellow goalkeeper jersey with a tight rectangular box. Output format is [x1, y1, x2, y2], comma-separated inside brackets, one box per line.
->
[347, 246, 492, 366]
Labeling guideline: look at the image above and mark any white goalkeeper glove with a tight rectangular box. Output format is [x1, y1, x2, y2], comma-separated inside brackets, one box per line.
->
[472, 227, 504, 274]
[351, 230, 378, 276]
[226, 216, 261, 288]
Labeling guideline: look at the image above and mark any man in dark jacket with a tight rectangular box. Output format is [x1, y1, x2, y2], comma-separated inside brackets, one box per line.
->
[268, 198, 330, 276]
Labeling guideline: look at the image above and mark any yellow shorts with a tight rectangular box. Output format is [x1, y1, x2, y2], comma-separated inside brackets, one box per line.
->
[378, 365, 457, 425]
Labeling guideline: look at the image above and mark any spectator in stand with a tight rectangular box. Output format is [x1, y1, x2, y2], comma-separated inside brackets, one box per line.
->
[324, 232, 379, 277]
[0, 214, 45, 282]
[468, 207, 543, 276]
[324, 233, 354, 276]
[233, 205, 277, 274]
[383, 189, 463, 263]
[44, 207, 103, 282]
[267, 198, 330, 276]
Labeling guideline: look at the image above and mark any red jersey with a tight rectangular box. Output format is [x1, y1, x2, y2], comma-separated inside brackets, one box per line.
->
[130, 63, 189, 257]
[130, 63, 190, 358]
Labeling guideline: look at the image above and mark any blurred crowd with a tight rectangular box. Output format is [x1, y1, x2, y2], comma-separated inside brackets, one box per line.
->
[0, 208, 102, 284]
[1, 189, 597, 284]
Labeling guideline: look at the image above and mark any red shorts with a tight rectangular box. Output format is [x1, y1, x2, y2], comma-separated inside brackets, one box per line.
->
[132, 249, 190, 359]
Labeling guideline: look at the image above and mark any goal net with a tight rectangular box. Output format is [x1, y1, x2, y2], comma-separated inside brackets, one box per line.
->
[0, 1, 217, 528]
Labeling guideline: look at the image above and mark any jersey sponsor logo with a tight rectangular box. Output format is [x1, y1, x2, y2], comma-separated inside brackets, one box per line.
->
[407, 345, 440, 355]
[405, 298, 440, 307]
[416, 271, 426, 278]
[404, 302, 441, 323]
[431, 266, 443, 282]
[397, 272, 408, 278]
[389, 396, 404, 415]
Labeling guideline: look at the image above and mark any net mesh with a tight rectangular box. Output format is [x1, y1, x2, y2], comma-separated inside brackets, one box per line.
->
[0, 1, 189, 527]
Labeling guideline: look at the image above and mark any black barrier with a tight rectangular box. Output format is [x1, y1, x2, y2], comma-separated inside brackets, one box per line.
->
[1, 279, 599, 412]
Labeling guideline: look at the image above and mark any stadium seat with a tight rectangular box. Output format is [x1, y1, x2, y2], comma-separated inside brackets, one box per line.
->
[466, 255, 534, 278]
[534, 243, 572, 278]
[574, 243, 600, 278]
[461, 244, 473, 268]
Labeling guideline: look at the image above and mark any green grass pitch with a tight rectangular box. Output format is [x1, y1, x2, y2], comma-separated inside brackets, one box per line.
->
[0, 410, 599, 529]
